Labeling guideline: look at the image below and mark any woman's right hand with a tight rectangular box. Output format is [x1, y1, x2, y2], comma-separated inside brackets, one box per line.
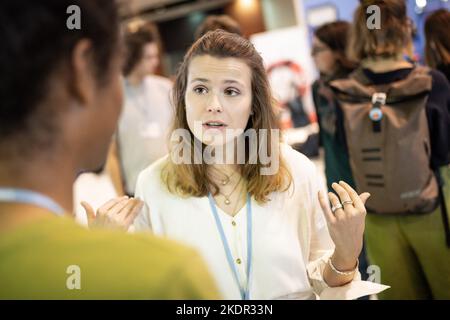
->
[81, 196, 144, 231]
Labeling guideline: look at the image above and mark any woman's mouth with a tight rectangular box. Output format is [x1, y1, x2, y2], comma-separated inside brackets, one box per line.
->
[203, 121, 227, 130]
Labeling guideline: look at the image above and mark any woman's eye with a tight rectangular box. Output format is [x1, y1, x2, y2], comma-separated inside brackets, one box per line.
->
[194, 86, 208, 94]
[225, 88, 240, 96]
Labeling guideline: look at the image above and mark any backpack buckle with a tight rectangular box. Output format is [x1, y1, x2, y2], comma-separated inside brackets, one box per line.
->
[371, 92, 386, 105]
[370, 92, 386, 122]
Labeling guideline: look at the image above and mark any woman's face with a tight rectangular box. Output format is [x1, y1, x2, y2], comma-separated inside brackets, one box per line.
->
[136, 42, 160, 76]
[185, 55, 252, 146]
[311, 36, 337, 75]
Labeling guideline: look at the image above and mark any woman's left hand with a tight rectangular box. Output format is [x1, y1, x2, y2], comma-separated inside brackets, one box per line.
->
[81, 196, 143, 231]
[318, 181, 370, 270]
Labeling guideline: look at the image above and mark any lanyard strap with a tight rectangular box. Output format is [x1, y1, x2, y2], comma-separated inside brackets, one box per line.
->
[0, 188, 65, 216]
[207, 192, 252, 300]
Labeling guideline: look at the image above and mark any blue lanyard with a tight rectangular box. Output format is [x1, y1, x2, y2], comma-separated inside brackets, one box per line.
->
[207, 192, 252, 300]
[0, 188, 65, 216]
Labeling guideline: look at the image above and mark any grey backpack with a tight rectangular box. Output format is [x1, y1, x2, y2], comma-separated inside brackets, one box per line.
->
[329, 66, 439, 215]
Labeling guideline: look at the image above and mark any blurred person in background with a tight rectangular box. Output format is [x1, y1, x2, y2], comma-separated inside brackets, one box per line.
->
[116, 23, 174, 196]
[331, 0, 450, 299]
[0, 0, 218, 299]
[311, 21, 357, 193]
[425, 9, 450, 82]
[311, 21, 371, 286]
[195, 14, 243, 40]
[424, 8, 450, 260]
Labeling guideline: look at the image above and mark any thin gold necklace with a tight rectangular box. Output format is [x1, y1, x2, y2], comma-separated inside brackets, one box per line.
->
[218, 176, 242, 205]
[220, 170, 237, 186]
[210, 167, 238, 186]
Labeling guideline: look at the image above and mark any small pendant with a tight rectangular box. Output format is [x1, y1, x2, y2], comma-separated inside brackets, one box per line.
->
[221, 179, 228, 185]
[224, 198, 231, 205]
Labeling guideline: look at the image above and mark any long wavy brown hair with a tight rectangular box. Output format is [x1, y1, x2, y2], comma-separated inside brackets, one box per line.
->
[314, 21, 357, 73]
[425, 9, 450, 69]
[347, 0, 409, 62]
[162, 30, 292, 203]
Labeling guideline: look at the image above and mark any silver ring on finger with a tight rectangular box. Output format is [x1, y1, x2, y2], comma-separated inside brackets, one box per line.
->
[341, 200, 354, 206]
[331, 203, 343, 214]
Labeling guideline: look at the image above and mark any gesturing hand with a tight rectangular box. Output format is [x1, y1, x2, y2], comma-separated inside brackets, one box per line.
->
[81, 196, 144, 231]
[318, 181, 370, 269]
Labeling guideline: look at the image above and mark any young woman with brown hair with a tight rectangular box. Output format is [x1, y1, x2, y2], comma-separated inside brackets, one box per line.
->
[130, 30, 387, 300]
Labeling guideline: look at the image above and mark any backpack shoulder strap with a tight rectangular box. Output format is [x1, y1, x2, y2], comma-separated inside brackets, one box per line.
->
[388, 66, 432, 100]
[328, 68, 375, 102]
[349, 67, 372, 85]
[329, 66, 432, 104]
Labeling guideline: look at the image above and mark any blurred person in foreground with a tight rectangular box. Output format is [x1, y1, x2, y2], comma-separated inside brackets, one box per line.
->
[0, 0, 218, 299]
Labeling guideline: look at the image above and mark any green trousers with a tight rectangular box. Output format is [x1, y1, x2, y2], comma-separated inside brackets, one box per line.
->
[365, 166, 450, 299]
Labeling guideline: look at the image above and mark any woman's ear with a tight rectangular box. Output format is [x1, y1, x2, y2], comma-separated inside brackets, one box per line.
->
[70, 39, 96, 106]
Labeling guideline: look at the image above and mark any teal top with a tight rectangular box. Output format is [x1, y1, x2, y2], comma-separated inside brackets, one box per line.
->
[312, 76, 355, 191]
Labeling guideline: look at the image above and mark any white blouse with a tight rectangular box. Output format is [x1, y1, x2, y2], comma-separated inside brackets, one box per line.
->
[133, 144, 388, 299]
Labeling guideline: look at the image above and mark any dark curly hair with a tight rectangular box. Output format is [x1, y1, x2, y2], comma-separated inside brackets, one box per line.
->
[425, 9, 450, 69]
[314, 21, 357, 71]
[0, 0, 120, 148]
[348, 0, 409, 61]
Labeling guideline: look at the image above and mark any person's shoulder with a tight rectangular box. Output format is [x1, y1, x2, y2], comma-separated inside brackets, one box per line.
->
[278, 144, 320, 206]
[428, 68, 450, 90]
[421, 66, 450, 106]
[136, 155, 169, 187]
[79, 221, 218, 298]
[280, 143, 316, 180]
[4, 216, 214, 298]
[281, 143, 315, 170]
[31, 215, 187, 256]
[84, 221, 198, 267]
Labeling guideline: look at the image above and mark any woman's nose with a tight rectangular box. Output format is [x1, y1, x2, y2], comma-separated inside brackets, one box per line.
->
[206, 94, 222, 113]
[207, 105, 222, 113]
